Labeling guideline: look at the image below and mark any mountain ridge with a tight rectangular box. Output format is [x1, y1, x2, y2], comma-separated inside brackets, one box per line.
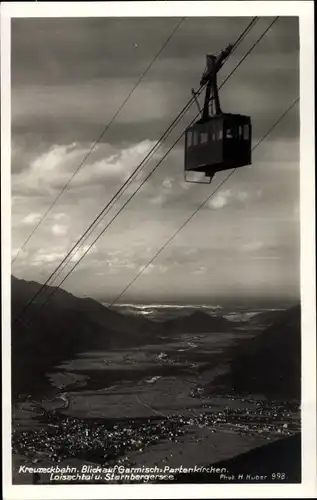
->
[206, 304, 301, 399]
[11, 275, 233, 399]
[11, 275, 160, 399]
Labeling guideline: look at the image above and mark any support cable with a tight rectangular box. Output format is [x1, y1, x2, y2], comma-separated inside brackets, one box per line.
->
[13, 17, 261, 325]
[12, 17, 185, 264]
[45, 17, 275, 297]
[111, 96, 299, 306]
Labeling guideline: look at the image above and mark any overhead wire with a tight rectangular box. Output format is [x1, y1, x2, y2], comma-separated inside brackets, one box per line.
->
[19, 17, 271, 328]
[13, 81, 198, 325]
[13, 17, 259, 325]
[44, 17, 274, 294]
[11, 17, 185, 265]
[110, 96, 299, 306]
[13, 18, 199, 323]
[57, 17, 271, 285]
[23, 93, 298, 330]
[37, 16, 260, 288]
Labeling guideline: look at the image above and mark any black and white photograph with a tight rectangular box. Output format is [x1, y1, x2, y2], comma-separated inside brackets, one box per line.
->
[1, 1, 316, 499]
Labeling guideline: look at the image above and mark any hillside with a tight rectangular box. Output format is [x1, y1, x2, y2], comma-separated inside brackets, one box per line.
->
[207, 305, 301, 400]
[249, 308, 286, 327]
[11, 276, 157, 336]
[162, 310, 232, 334]
[11, 276, 159, 399]
[11, 277, 235, 399]
[168, 433, 301, 483]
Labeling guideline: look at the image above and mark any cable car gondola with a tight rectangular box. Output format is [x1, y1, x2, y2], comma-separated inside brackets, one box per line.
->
[184, 46, 252, 183]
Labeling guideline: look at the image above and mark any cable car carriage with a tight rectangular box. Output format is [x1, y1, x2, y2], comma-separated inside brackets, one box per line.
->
[184, 48, 252, 183]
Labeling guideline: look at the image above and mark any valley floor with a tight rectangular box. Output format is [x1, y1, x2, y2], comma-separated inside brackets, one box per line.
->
[11, 322, 301, 484]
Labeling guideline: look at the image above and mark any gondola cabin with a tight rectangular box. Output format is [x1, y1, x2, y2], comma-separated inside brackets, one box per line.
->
[184, 47, 252, 182]
[185, 113, 252, 179]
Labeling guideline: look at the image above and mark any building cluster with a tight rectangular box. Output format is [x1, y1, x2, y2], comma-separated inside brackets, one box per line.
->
[12, 397, 300, 466]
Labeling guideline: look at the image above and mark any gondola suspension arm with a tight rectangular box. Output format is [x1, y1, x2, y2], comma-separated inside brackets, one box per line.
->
[200, 44, 233, 120]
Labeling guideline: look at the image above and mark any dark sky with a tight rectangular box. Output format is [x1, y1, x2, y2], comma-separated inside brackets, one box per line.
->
[11, 16, 300, 304]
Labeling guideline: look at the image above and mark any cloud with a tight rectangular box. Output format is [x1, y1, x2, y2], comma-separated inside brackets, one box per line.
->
[11, 139, 159, 198]
[241, 241, 265, 252]
[11, 17, 299, 86]
[146, 173, 195, 208]
[12, 247, 29, 261]
[22, 212, 42, 225]
[141, 263, 168, 276]
[11, 16, 299, 159]
[209, 189, 232, 209]
[150, 194, 168, 206]
[12, 143, 83, 196]
[149, 176, 176, 206]
[236, 191, 249, 202]
[208, 187, 262, 210]
[192, 266, 206, 275]
[69, 244, 97, 263]
[162, 177, 174, 190]
[31, 143, 78, 174]
[31, 248, 66, 266]
[51, 224, 68, 236]
[28, 242, 98, 272]
[53, 212, 68, 221]
[106, 256, 138, 271]
[183, 247, 198, 256]
[10, 17, 300, 302]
